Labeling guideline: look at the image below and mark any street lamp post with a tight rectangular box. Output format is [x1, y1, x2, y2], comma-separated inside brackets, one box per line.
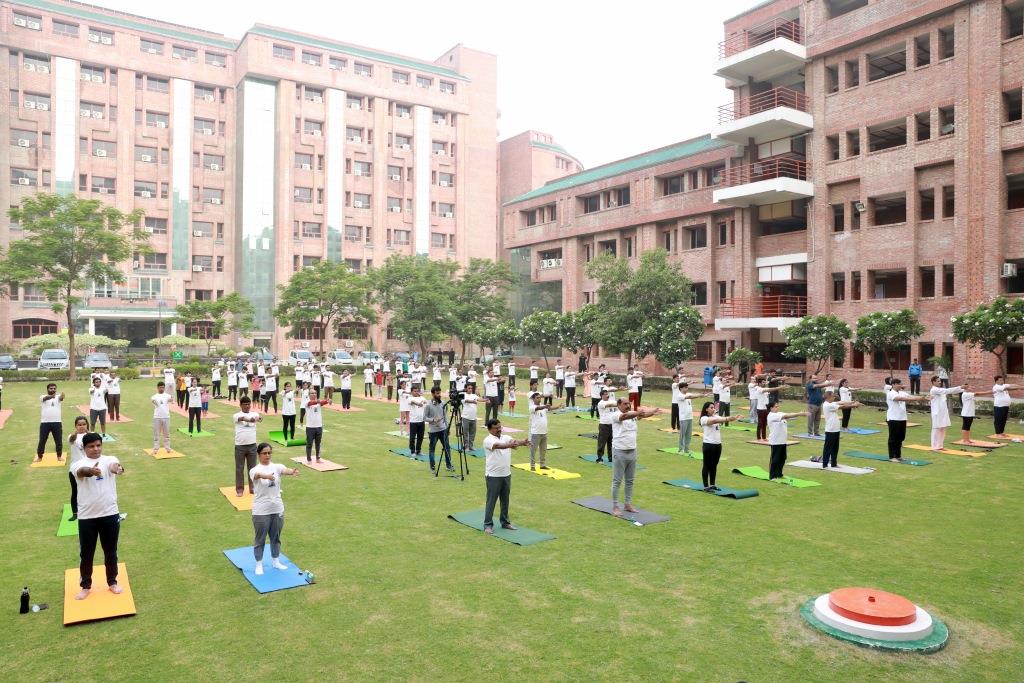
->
[157, 300, 168, 363]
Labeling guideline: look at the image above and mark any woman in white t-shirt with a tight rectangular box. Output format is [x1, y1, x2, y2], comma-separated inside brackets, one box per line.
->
[186, 378, 204, 434]
[957, 383, 993, 445]
[928, 376, 963, 450]
[698, 402, 739, 491]
[66, 416, 89, 521]
[249, 442, 299, 576]
[766, 403, 807, 479]
[991, 375, 1021, 438]
[281, 382, 297, 441]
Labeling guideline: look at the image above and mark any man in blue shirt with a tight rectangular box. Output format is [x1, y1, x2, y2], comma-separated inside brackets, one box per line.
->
[908, 358, 923, 395]
[805, 374, 831, 436]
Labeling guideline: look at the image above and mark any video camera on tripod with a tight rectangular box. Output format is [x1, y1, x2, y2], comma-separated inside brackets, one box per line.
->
[434, 389, 469, 480]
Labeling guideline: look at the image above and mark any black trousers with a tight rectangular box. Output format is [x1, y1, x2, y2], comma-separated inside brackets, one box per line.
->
[637, 387, 643, 406]
[719, 402, 731, 417]
[556, 379, 564, 398]
[228, 385, 237, 400]
[282, 414, 296, 440]
[769, 444, 788, 479]
[841, 408, 852, 429]
[79, 514, 120, 589]
[484, 475, 511, 527]
[364, 382, 372, 397]
[212, 380, 222, 397]
[507, 375, 516, 388]
[188, 407, 203, 433]
[702, 442, 722, 487]
[590, 397, 600, 418]
[756, 409, 769, 441]
[38, 422, 63, 457]
[68, 472, 78, 515]
[300, 408, 306, 424]
[305, 426, 323, 460]
[962, 416, 975, 432]
[341, 389, 352, 409]
[263, 391, 277, 413]
[597, 423, 612, 459]
[566, 387, 576, 407]
[909, 376, 921, 394]
[176, 389, 186, 408]
[994, 406, 1010, 435]
[544, 395, 553, 407]
[887, 420, 907, 459]
[408, 422, 425, 454]
[486, 397, 500, 422]
[822, 431, 840, 467]
[671, 403, 679, 430]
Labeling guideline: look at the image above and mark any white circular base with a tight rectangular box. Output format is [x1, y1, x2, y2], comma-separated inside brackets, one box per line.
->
[812, 594, 934, 642]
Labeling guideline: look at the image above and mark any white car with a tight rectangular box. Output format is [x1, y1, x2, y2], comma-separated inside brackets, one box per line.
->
[352, 351, 382, 367]
[285, 349, 315, 366]
[37, 348, 70, 370]
[326, 350, 355, 366]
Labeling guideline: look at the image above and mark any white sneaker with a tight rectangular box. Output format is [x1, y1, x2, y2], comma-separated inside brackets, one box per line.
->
[254, 561, 264, 575]
[272, 558, 288, 571]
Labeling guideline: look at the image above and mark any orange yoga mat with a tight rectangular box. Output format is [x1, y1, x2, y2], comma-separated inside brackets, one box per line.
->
[30, 452, 66, 468]
[63, 562, 136, 625]
[322, 403, 365, 413]
[143, 448, 185, 459]
[219, 486, 253, 511]
[951, 440, 1004, 449]
[0, 408, 12, 429]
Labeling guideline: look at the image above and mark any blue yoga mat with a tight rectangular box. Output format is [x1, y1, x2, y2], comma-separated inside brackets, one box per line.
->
[846, 427, 881, 435]
[223, 546, 312, 593]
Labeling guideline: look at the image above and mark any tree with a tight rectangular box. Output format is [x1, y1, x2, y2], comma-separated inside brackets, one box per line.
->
[273, 261, 377, 355]
[21, 332, 129, 356]
[0, 194, 145, 378]
[519, 310, 562, 370]
[174, 293, 256, 356]
[450, 259, 515, 363]
[492, 319, 521, 355]
[951, 297, 1024, 375]
[462, 321, 499, 360]
[145, 334, 204, 356]
[726, 347, 762, 374]
[371, 255, 459, 357]
[634, 305, 705, 369]
[782, 314, 852, 374]
[585, 249, 695, 367]
[854, 309, 925, 377]
[558, 304, 601, 363]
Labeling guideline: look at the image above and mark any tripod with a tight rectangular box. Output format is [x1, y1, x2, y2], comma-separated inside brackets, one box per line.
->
[435, 398, 470, 480]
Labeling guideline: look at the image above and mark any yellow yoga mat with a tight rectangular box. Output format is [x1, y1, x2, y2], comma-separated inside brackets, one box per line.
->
[512, 464, 581, 480]
[143, 448, 185, 459]
[904, 444, 984, 458]
[219, 486, 253, 511]
[31, 452, 66, 468]
[63, 563, 136, 625]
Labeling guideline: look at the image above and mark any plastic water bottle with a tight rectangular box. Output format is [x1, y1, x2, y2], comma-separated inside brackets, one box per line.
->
[20, 587, 29, 614]
[303, 571, 316, 584]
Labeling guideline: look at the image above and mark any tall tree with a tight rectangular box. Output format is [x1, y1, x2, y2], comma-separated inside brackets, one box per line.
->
[726, 347, 762, 375]
[174, 292, 256, 356]
[558, 304, 601, 364]
[782, 314, 852, 373]
[450, 258, 515, 363]
[519, 310, 562, 370]
[273, 261, 377, 355]
[951, 296, 1024, 375]
[634, 305, 705, 369]
[584, 249, 695, 367]
[854, 309, 925, 377]
[462, 321, 498, 361]
[491, 319, 522, 356]
[371, 254, 459, 357]
[0, 194, 144, 379]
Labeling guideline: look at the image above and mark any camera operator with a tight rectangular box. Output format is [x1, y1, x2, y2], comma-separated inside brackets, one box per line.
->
[425, 387, 453, 472]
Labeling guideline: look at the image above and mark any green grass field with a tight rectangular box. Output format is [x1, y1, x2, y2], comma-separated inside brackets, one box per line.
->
[1, 379, 1021, 682]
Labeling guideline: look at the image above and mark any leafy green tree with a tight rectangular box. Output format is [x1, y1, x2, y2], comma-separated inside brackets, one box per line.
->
[273, 261, 377, 355]
[492, 319, 521, 355]
[371, 255, 459, 357]
[463, 321, 498, 360]
[558, 304, 601, 364]
[634, 305, 705, 369]
[951, 296, 1024, 375]
[174, 293, 256, 356]
[726, 347, 762, 375]
[0, 193, 145, 378]
[450, 258, 515, 363]
[519, 310, 563, 370]
[782, 314, 852, 373]
[854, 309, 926, 377]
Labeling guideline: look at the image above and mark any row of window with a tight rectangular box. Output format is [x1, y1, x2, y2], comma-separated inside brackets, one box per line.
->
[826, 106, 955, 160]
[294, 86, 455, 125]
[831, 266, 955, 303]
[292, 118, 454, 155]
[272, 43, 456, 95]
[824, 24, 956, 93]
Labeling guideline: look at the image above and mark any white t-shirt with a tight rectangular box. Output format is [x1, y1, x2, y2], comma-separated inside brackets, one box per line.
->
[598, 399, 618, 425]
[823, 401, 841, 433]
[305, 401, 323, 428]
[712, 376, 723, 395]
[107, 377, 121, 395]
[767, 411, 789, 445]
[590, 380, 604, 399]
[238, 375, 249, 390]
[40, 394, 62, 423]
[611, 412, 638, 450]
[542, 377, 556, 396]
[433, 367, 442, 381]
[449, 368, 457, 382]
[272, 364, 280, 376]
[507, 363, 516, 376]
[282, 390, 296, 416]
[628, 373, 642, 392]
[677, 396, 693, 419]
[461, 393, 479, 421]
[250, 463, 287, 516]
[163, 369, 176, 386]
[89, 387, 107, 411]
[455, 375, 467, 391]
[492, 362, 501, 375]
[257, 365, 266, 378]
[322, 371, 333, 388]
[755, 386, 769, 410]
[484, 378, 498, 398]
[960, 392, 976, 418]
[68, 433, 87, 472]
[483, 433, 513, 477]
[340, 374, 352, 390]
[382, 360, 391, 373]
[311, 371, 321, 386]
[564, 371, 576, 388]
[212, 368, 221, 382]
[886, 389, 908, 421]
[993, 384, 1011, 407]
[555, 366, 564, 380]
[73, 455, 121, 519]
[233, 411, 259, 445]
[264, 376, 277, 393]
[408, 397, 426, 423]
[187, 386, 203, 408]
[228, 371, 238, 387]
[151, 393, 171, 419]
[399, 389, 411, 412]
[720, 384, 732, 403]
[700, 416, 721, 444]
[364, 368, 374, 384]
[671, 382, 682, 403]
[839, 386, 852, 402]
[529, 403, 549, 435]
[748, 382, 758, 400]
[529, 366, 539, 379]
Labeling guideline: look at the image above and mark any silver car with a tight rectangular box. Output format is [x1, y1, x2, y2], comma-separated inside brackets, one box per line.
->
[83, 352, 113, 369]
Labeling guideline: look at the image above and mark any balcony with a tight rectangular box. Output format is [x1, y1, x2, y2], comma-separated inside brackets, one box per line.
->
[713, 158, 814, 207]
[715, 18, 807, 82]
[715, 295, 807, 332]
[714, 87, 813, 145]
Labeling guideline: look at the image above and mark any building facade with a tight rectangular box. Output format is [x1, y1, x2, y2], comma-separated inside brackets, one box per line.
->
[1, 0, 496, 353]
[503, 0, 1024, 383]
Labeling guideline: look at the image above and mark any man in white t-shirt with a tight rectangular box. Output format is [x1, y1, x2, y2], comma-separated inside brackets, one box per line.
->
[151, 381, 172, 453]
[767, 403, 807, 478]
[481, 419, 530, 533]
[233, 397, 262, 495]
[72, 433, 125, 600]
[541, 374, 556, 407]
[321, 368, 334, 403]
[88, 376, 108, 438]
[555, 363, 565, 398]
[992, 375, 1021, 438]
[432, 365, 443, 390]
[529, 363, 539, 382]
[483, 371, 503, 422]
[304, 392, 329, 462]
[211, 366, 223, 399]
[460, 384, 480, 452]
[528, 392, 561, 470]
[363, 366, 375, 397]
[227, 368, 238, 401]
[564, 368, 577, 408]
[37, 383, 65, 462]
[885, 378, 927, 461]
[163, 366, 176, 393]
[596, 388, 619, 463]
[407, 386, 428, 455]
[627, 367, 643, 411]
[507, 361, 517, 388]
[448, 365, 458, 391]
[609, 398, 660, 516]
[106, 371, 122, 422]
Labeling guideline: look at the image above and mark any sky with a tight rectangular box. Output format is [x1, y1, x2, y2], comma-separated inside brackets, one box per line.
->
[93, 0, 758, 169]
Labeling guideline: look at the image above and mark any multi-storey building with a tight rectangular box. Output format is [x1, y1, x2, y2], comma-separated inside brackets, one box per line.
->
[503, 0, 1024, 383]
[0, 0, 496, 353]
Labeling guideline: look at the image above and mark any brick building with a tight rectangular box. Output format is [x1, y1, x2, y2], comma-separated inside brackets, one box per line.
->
[0, 0, 496, 353]
[502, 0, 1024, 384]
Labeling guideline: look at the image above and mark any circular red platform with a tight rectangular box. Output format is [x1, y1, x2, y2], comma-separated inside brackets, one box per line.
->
[828, 587, 917, 626]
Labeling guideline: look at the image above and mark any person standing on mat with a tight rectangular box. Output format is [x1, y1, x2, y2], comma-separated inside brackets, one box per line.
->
[72, 432, 125, 600]
[596, 387, 619, 463]
[233, 397, 262, 496]
[669, 374, 682, 431]
[928, 376, 963, 451]
[992, 376, 1021, 438]
[407, 385, 427, 456]
[610, 399, 660, 516]
[528, 391, 561, 470]
[363, 366, 374, 398]
[564, 367, 577, 408]
[186, 378, 204, 434]
[767, 403, 807, 479]
[804, 374, 831, 436]
[699, 402, 738, 491]
[555, 362, 565, 399]
[339, 370, 352, 410]
[106, 371, 121, 423]
[676, 382, 709, 456]
[322, 367, 334, 403]
[885, 378, 927, 462]
[747, 376, 759, 425]
[263, 373, 278, 413]
[175, 373, 187, 409]
[67, 416, 89, 521]
[87, 376, 108, 439]
[280, 382, 297, 441]
[482, 419, 529, 534]
[717, 370, 734, 417]
[507, 360, 517, 389]
[249, 442, 300, 576]
[211, 365, 222, 399]
[542, 373, 556, 407]
[820, 389, 861, 468]
[426, 387, 454, 472]
[151, 381, 172, 454]
[461, 383, 479, 452]
[754, 378, 783, 441]
[588, 371, 603, 418]
[838, 379, 860, 431]
[484, 371, 503, 423]
[908, 359, 923, 395]
[238, 371, 249, 401]
[304, 393, 328, 463]
[250, 375, 262, 412]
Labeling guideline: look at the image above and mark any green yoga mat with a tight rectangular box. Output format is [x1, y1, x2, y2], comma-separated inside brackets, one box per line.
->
[268, 430, 306, 447]
[845, 450, 931, 466]
[448, 510, 555, 546]
[656, 447, 703, 460]
[176, 428, 215, 438]
[731, 465, 821, 488]
[385, 430, 405, 438]
[389, 448, 430, 462]
[457, 447, 486, 458]
[57, 503, 78, 537]
[578, 454, 646, 470]
[663, 479, 759, 499]
[575, 414, 598, 421]
[724, 424, 754, 432]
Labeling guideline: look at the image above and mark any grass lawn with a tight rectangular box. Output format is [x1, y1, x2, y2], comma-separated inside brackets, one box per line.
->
[2, 379, 1021, 682]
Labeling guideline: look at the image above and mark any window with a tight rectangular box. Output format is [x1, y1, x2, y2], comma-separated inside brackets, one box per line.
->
[135, 145, 158, 164]
[833, 204, 845, 232]
[146, 112, 169, 128]
[192, 255, 213, 271]
[943, 264, 955, 296]
[301, 51, 321, 66]
[914, 35, 931, 67]
[868, 43, 907, 81]
[871, 193, 907, 225]
[13, 12, 42, 30]
[1007, 2, 1024, 38]
[1008, 174, 1024, 209]
[920, 266, 936, 297]
[832, 273, 846, 301]
[872, 346, 911, 371]
[393, 70, 409, 84]
[827, 135, 840, 161]
[329, 56, 346, 70]
[194, 117, 215, 135]
[205, 52, 226, 67]
[845, 129, 860, 156]
[582, 195, 600, 214]
[191, 221, 213, 238]
[599, 239, 617, 257]
[387, 196, 402, 212]
[23, 54, 50, 71]
[354, 62, 372, 77]
[352, 193, 371, 208]
[845, 59, 860, 87]
[294, 187, 313, 203]
[416, 75, 432, 88]
[13, 318, 58, 338]
[136, 252, 167, 271]
[614, 186, 630, 206]
[140, 39, 164, 55]
[438, 172, 455, 187]
[718, 222, 729, 245]
[304, 120, 323, 136]
[394, 104, 412, 119]
[91, 140, 116, 157]
[662, 175, 684, 195]
[79, 101, 105, 119]
[707, 165, 725, 186]
[662, 229, 674, 252]
[11, 129, 36, 148]
[687, 225, 707, 249]
[201, 188, 223, 204]
[353, 161, 372, 177]
[433, 111, 448, 125]
[24, 93, 51, 110]
[942, 186, 955, 218]
[438, 202, 454, 217]
[915, 111, 932, 141]
[691, 283, 708, 306]
[939, 106, 955, 136]
[295, 153, 313, 170]
[440, 81, 455, 94]
[80, 65, 107, 85]
[302, 222, 322, 239]
[347, 126, 365, 143]
[273, 44, 294, 60]
[134, 180, 157, 198]
[870, 269, 907, 299]
[1005, 89, 1023, 122]
[344, 225, 362, 242]
[938, 26, 955, 59]
[624, 236, 634, 258]
[53, 20, 78, 37]
[584, 244, 592, 262]
[172, 45, 197, 61]
[393, 229, 411, 245]
[431, 232, 447, 248]
[825, 65, 839, 94]
[851, 271, 862, 300]
[919, 189, 935, 220]
[88, 28, 113, 44]
[868, 119, 907, 152]
[11, 168, 37, 186]
[204, 154, 224, 171]
[717, 281, 727, 303]
[347, 95, 363, 110]
[694, 341, 712, 362]
[395, 134, 412, 148]
[825, 0, 868, 18]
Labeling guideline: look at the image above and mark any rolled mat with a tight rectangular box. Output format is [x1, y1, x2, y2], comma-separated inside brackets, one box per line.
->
[448, 510, 555, 545]
[57, 503, 78, 537]
[143, 448, 185, 459]
[655, 447, 703, 461]
[388, 448, 430, 462]
[223, 547, 312, 593]
[951, 440, 1003, 449]
[731, 465, 821, 488]
[578, 433, 599, 440]
[578, 454, 646, 470]
[904, 444, 984, 458]
[512, 463, 580, 479]
[845, 427, 881, 435]
[269, 430, 306, 447]
[844, 450, 931, 466]
[63, 563, 135, 625]
[291, 457, 347, 471]
[663, 478, 758, 499]
[219, 486, 253, 511]
[788, 460, 874, 475]
[571, 496, 670, 525]
[30, 452, 65, 468]
[176, 428, 215, 437]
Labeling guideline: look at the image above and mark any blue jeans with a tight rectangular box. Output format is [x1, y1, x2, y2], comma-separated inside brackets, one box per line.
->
[429, 430, 452, 470]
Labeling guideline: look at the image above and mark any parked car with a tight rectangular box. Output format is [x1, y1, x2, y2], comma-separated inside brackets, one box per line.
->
[83, 352, 113, 369]
[326, 350, 355, 366]
[37, 348, 70, 370]
[250, 350, 274, 364]
[285, 349, 315, 366]
[353, 351, 382, 367]
[0, 354, 17, 371]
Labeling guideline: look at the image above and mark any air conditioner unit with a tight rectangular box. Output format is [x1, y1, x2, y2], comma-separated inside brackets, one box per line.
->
[14, 17, 27, 27]
[25, 101, 36, 109]
[17, 177, 31, 185]
[390, 206, 401, 213]
[133, 261, 141, 268]
[390, 174, 401, 181]
[37, 102, 49, 111]
[312, 95, 323, 103]
[24, 63, 36, 72]
[201, 128, 213, 135]
[328, 63, 340, 70]
[1002, 262, 1019, 278]
[344, 340, 353, 348]
[193, 230, 204, 237]
[100, 36, 112, 45]
[210, 197, 222, 205]
[143, 226, 153, 234]
[27, 20, 41, 30]
[400, 112, 410, 119]
[353, 201, 365, 208]
[210, 60, 223, 67]
[140, 190, 152, 198]
[192, 265, 203, 272]
[95, 149, 107, 157]
[92, 75, 104, 84]
[38, 65, 49, 74]
[81, 109, 92, 117]
[439, 180, 449, 187]
[203, 94, 214, 102]
[353, 168, 363, 176]
[300, 163, 311, 170]
[399, 143, 410, 150]
[434, 149, 446, 156]
[304, 59, 317, 66]
[140, 154, 153, 162]
[443, 212, 453, 218]
[146, 47, 158, 54]
[156, 121, 167, 128]
[302, 341, 310, 349]
[209, 163, 221, 171]
[310, 129, 322, 137]
[91, 111, 102, 119]
[554, 258, 563, 266]
[348, 136, 362, 143]
[349, 102, 360, 109]
[97, 187, 109, 194]
[87, 33, 100, 42]
[81, 73, 93, 81]
[17, 139, 30, 148]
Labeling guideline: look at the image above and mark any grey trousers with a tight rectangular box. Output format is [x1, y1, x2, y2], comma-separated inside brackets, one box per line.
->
[807, 404, 821, 435]
[252, 512, 284, 560]
[678, 418, 693, 454]
[611, 448, 638, 505]
[462, 417, 477, 451]
[234, 444, 257, 493]
[152, 417, 170, 450]
[530, 433, 548, 466]
[484, 475, 511, 527]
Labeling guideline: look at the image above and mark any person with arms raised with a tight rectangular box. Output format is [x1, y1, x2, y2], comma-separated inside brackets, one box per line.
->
[249, 442, 300, 576]
[72, 432, 125, 600]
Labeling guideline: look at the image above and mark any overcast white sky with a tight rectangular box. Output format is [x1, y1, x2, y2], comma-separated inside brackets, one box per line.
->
[97, 0, 757, 168]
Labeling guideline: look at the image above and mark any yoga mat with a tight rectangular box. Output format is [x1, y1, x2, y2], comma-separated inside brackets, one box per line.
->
[176, 428, 215, 437]
[102, 434, 116, 443]
[385, 430, 406, 438]
[0, 408, 11, 429]
[579, 454, 646, 470]
[845, 450, 931, 466]
[554, 407, 589, 414]
[747, 439, 799, 446]
[788, 460, 874, 474]
[731, 465, 821, 488]
[31, 452, 65, 468]
[875, 421, 921, 427]
[845, 427, 880, 435]
[219, 486, 253, 511]
[223, 547, 312, 594]
[448, 510, 555, 546]
[638, 416, 662, 422]
[663, 478, 758, 499]
[323, 403, 365, 413]
[501, 426, 524, 433]
[269, 430, 306, 447]
[575, 414, 598, 421]
[143, 448, 185, 459]
[578, 433, 598, 440]
[794, 433, 825, 441]
[985, 434, 1024, 442]
[389, 448, 430, 462]
[499, 411, 525, 418]
[76, 408, 135, 424]
[951, 439, 1003, 449]
[291, 457, 347, 472]
[63, 563, 135, 625]
[170, 404, 220, 418]
[904, 444, 984, 458]
[57, 503, 78, 537]
[512, 463, 581, 479]
[571, 496, 670, 525]
[457, 447, 486, 458]
[656, 447, 703, 461]
[724, 424, 754, 432]
[658, 427, 679, 433]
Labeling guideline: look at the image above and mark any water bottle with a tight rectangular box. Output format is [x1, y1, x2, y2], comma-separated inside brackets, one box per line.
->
[20, 587, 29, 614]
[303, 571, 316, 584]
